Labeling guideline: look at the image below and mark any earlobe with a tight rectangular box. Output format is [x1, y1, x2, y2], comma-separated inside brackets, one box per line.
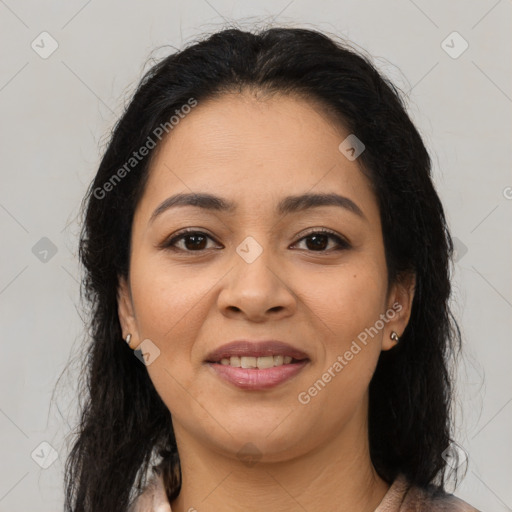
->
[117, 276, 138, 343]
[382, 271, 416, 351]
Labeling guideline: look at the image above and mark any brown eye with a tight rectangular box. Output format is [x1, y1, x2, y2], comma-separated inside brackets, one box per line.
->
[293, 230, 350, 252]
[162, 230, 219, 252]
[160, 228, 350, 254]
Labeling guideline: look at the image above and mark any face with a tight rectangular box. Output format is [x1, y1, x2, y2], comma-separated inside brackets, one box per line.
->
[118, 91, 415, 463]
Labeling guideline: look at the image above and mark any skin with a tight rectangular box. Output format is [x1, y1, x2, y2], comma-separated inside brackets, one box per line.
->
[118, 90, 416, 512]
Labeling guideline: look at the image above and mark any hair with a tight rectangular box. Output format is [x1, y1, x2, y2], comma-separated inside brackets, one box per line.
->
[64, 25, 464, 512]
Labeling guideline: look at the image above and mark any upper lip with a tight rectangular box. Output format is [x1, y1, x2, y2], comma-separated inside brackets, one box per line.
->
[205, 340, 310, 363]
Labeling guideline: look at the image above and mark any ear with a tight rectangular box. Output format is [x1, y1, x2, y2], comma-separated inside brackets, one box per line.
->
[117, 275, 139, 346]
[381, 271, 416, 351]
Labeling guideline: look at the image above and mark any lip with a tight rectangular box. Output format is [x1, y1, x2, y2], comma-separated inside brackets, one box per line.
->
[208, 360, 309, 390]
[204, 340, 309, 362]
[204, 340, 310, 391]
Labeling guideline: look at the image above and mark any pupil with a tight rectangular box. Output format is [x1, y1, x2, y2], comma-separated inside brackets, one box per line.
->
[186, 234, 206, 250]
[307, 234, 328, 251]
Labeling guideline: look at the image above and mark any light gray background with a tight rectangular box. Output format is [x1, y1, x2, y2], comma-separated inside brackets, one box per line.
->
[0, 1, 511, 511]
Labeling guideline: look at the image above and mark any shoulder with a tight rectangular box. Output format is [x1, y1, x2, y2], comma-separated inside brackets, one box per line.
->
[376, 474, 482, 512]
[127, 468, 172, 512]
[403, 482, 482, 511]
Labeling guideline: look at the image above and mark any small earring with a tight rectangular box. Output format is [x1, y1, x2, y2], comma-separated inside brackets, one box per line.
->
[125, 334, 132, 346]
[390, 331, 400, 343]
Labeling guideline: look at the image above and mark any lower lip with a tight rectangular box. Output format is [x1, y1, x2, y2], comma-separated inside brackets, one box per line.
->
[207, 361, 309, 390]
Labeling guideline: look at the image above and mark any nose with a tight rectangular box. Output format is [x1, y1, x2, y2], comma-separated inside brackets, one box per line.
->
[217, 249, 297, 322]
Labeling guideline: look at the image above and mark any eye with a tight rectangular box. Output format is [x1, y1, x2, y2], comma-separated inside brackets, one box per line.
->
[292, 229, 351, 252]
[159, 228, 350, 253]
[160, 229, 220, 252]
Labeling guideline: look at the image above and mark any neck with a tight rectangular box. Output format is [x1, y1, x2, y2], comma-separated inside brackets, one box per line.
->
[170, 405, 389, 512]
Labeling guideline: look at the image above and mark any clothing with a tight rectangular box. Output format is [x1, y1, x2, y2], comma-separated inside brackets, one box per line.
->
[128, 468, 481, 512]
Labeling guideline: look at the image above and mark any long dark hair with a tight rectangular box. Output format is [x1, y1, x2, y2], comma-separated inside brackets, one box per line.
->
[63, 26, 464, 511]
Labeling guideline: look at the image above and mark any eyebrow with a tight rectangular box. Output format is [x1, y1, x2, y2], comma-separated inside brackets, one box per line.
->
[149, 192, 366, 223]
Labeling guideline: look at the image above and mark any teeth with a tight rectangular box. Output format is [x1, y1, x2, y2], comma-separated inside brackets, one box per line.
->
[229, 356, 241, 367]
[218, 355, 298, 368]
[241, 356, 257, 368]
[257, 356, 274, 369]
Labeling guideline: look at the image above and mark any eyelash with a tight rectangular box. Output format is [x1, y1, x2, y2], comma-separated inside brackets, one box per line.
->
[160, 228, 351, 253]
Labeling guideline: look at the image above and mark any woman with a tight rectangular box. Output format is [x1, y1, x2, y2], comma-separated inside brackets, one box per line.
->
[65, 27, 481, 511]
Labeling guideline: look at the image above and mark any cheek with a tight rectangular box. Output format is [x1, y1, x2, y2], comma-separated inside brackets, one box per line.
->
[297, 272, 385, 428]
[128, 258, 213, 414]
[129, 255, 215, 339]
[309, 262, 388, 339]
[298, 260, 387, 398]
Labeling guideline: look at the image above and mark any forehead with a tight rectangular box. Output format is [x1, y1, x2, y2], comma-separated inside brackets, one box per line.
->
[135, 91, 379, 222]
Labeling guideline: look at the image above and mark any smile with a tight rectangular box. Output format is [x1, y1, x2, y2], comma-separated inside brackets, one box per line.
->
[218, 355, 299, 369]
[207, 358, 309, 390]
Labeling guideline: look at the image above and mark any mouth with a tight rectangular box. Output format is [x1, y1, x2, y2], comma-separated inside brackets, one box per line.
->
[210, 354, 307, 369]
[204, 340, 310, 390]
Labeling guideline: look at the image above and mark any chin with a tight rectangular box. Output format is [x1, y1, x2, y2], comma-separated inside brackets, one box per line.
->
[210, 416, 308, 455]
[219, 434, 308, 465]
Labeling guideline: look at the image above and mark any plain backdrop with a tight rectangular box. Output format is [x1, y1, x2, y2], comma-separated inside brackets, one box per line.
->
[0, 1, 511, 511]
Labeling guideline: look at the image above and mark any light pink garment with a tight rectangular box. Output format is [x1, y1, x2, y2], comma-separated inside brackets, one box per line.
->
[374, 474, 481, 511]
[128, 470, 482, 511]
[128, 470, 171, 512]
